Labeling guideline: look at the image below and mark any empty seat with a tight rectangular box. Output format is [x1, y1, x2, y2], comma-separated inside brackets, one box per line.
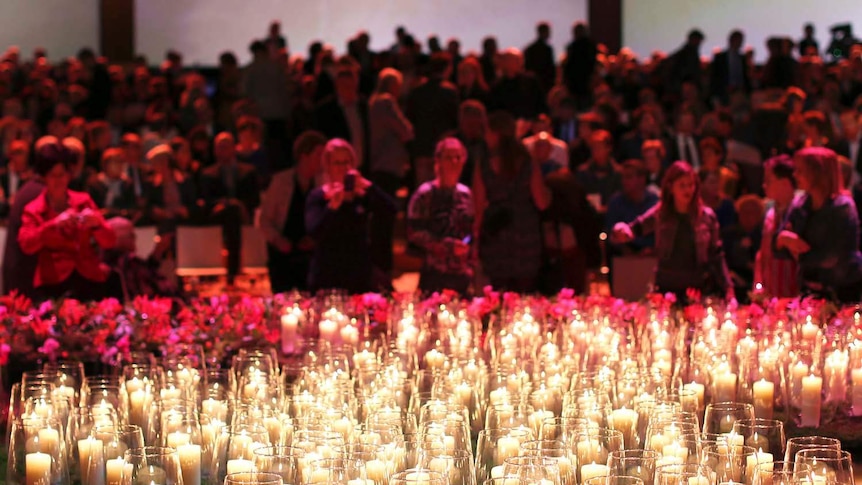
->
[175, 226, 225, 277]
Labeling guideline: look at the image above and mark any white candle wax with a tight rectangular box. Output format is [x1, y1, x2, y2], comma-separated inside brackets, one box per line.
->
[425, 349, 446, 369]
[166, 431, 190, 450]
[682, 382, 705, 411]
[281, 313, 299, 354]
[105, 457, 124, 485]
[38, 428, 60, 458]
[714, 371, 738, 403]
[495, 436, 521, 464]
[318, 319, 339, 342]
[26, 452, 52, 485]
[753, 379, 775, 420]
[610, 408, 638, 448]
[800, 375, 823, 427]
[852, 368, 862, 415]
[79, 436, 106, 485]
[580, 463, 610, 484]
[366, 459, 386, 483]
[226, 458, 255, 475]
[178, 443, 201, 485]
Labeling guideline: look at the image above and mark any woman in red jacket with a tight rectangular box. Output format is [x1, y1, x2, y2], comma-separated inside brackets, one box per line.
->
[18, 142, 117, 301]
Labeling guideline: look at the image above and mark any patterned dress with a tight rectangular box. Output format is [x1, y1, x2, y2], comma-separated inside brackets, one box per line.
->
[478, 155, 542, 286]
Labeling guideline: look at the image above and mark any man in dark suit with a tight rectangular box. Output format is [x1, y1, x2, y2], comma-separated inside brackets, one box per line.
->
[3, 137, 66, 296]
[668, 29, 705, 91]
[668, 108, 702, 169]
[524, 22, 556, 96]
[314, 57, 370, 169]
[488, 48, 547, 120]
[200, 132, 260, 285]
[711, 30, 750, 105]
[834, 110, 862, 178]
[563, 22, 597, 106]
[406, 52, 460, 186]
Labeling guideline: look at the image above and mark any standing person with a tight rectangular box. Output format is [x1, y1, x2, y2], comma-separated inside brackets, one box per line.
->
[200, 132, 260, 286]
[407, 138, 475, 294]
[406, 52, 459, 187]
[775, 147, 862, 302]
[305, 139, 397, 293]
[524, 22, 556, 96]
[668, 29, 706, 91]
[314, 57, 370, 168]
[755, 155, 799, 298]
[612, 161, 735, 303]
[407, 137, 474, 294]
[242, 40, 289, 146]
[563, 22, 597, 107]
[3, 137, 55, 296]
[488, 48, 546, 120]
[605, 160, 660, 254]
[259, 131, 326, 293]
[369, 68, 414, 275]
[473, 112, 551, 292]
[799, 23, 819, 56]
[710, 30, 751, 105]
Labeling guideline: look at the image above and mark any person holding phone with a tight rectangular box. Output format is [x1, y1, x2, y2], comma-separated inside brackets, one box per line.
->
[407, 137, 475, 294]
[18, 141, 118, 301]
[305, 138, 396, 293]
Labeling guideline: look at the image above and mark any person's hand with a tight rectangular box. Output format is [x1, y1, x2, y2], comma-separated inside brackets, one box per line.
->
[326, 182, 346, 210]
[55, 209, 79, 232]
[777, 230, 811, 258]
[274, 237, 293, 253]
[348, 170, 372, 197]
[611, 222, 634, 244]
[79, 208, 103, 229]
[451, 239, 470, 257]
[297, 235, 315, 252]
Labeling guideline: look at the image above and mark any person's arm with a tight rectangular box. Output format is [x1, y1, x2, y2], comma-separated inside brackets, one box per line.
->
[707, 211, 735, 299]
[629, 205, 658, 238]
[18, 210, 74, 255]
[798, 201, 859, 268]
[530, 155, 552, 211]
[383, 96, 414, 142]
[258, 177, 286, 245]
[83, 199, 117, 249]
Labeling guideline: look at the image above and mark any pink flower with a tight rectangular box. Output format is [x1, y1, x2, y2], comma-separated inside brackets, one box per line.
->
[38, 337, 60, 359]
[0, 343, 9, 365]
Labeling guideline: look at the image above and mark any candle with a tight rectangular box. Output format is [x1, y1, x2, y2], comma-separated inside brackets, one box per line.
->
[800, 375, 822, 428]
[852, 368, 862, 415]
[801, 320, 819, 342]
[79, 436, 106, 485]
[26, 452, 52, 485]
[714, 371, 738, 403]
[688, 476, 710, 485]
[425, 349, 446, 369]
[37, 428, 60, 458]
[318, 319, 338, 342]
[405, 471, 432, 485]
[682, 382, 705, 411]
[178, 443, 201, 485]
[791, 361, 809, 406]
[495, 436, 520, 464]
[455, 383, 473, 406]
[577, 439, 604, 464]
[580, 463, 610, 484]
[331, 417, 352, 440]
[135, 465, 167, 485]
[753, 379, 775, 420]
[824, 350, 849, 403]
[746, 451, 773, 484]
[226, 458, 254, 475]
[610, 408, 638, 449]
[106, 457, 124, 485]
[166, 431, 190, 450]
[281, 313, 299, 354]
[662, 441, 689, 462]
[366, 459, 386, 483]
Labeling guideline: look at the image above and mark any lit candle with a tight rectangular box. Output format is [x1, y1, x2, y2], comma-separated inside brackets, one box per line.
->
[106, 457, 124, 485]
[177, 443, 201, 485]
[753, 379, 775, 420]
[714, 371, 738, 403]
[366, 459, 386, 483]
[281, 312, 299, 354]
[683, 382, 705, 411]
[79, 436, 106, 485]
[226, 458, 254, 475]
[580, 463, 610, 484]
[746, 451, 773, 484]
[852, 368, 862, 415]
[318, 319, 339, 342]
[26, 452, 52, 485]
[824, 350, 849, 403]
[800, 375, 822, 428]
[425, 349, 446, 369]
[791, 361, 809, 406]
[662, 441, 689, 462]
[495, 436, 521, 465]
[38, 428, 60, 458]
[166, 431, 190, 450]
[340, 324, 359, 346]
[801, 320, 819, 342]
[135, 465, 167, 485]
[609, 408, 638, 449]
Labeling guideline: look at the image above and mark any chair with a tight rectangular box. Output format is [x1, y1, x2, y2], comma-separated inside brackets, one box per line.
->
[611, 255, 656, 301]
[133, 226, 158, 260]
[241, 226, 269, 276]
[175, 226, 225, 277]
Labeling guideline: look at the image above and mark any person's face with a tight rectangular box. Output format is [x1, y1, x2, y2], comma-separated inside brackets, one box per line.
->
[460, 113, 484, 139]
[458, 65, 476, 86]
[500, 54, 519, 77]
[763, 169, 795, 203]
[122, 141, 142, 164]
[335, 73, 358, 100]
[436, 146, 466, 187]
[621, 169, 645, 196]
[175, 143, 192, 167]
[794, 162, 812, 192]
[45, 163, 70, 196]
[578, 122, 594, 141]
[842, 113, 859, 140]
[643, 149, 662, 173]
[9, 151, 27, 172]
[105, 157, 124, 179]
[639, 114, 658, 136]
[238, 128, 258, 146]
[590, 140, 611, 164]
[116, 226, 136, 253]
[485, 130, 500, 149]
[214, 136, 236, 163]
[677, 113, 695, 134]
[739, 204, 762, 232]
[702, 148, 721, 171]
[326, 147, 354, 182]
[700, 173, 720, 198]
[672, 174, 697, 208]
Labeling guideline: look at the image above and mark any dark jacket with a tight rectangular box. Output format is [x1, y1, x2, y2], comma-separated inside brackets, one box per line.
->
[313, 94, 371, 166]
[710, 49, 751, 101]
[524, 39, 556, 94]
[406, 78, 459, 158]
[2, 178, 45, 296]
[199, 162, 260, 216]
[87, 175, 140, 221]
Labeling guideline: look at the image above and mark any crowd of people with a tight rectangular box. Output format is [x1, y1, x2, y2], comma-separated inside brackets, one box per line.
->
[1, 19, 862, 303]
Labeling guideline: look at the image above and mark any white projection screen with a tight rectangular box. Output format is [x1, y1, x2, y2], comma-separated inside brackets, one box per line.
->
[136, 0, 587, 66]
[623, 0, 862, 62]
[0, 0, 99, 61]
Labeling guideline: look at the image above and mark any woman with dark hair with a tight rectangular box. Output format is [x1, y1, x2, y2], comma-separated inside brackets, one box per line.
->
[236, 115, 271, 187]
[775, 147, 862, 302]
[143, 144, 197, 234]
[613, 161, 735, 302]
[305, 138, 397, 293]
[755, 154, 799, 298]
[18, 142, 117, 301]
[87, 147, 139, 221]
[473, 111, 551, 292]
[456, 57, 490, 105]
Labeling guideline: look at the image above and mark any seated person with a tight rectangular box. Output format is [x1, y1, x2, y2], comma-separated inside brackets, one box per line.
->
[699, 167, 738, 230]
[724, 194, 764, 302]
[200, 132, 260, 285]
[103, 217, 181, 299]
[62, 136, 96, 192]
[18, 142, 118, 301]
[0, 140, 33, 217]
[143, 144, 197, 234]
[87, 147, 140, 221]
[236, 115, 271, 188]
[605, 159, 660, 255]
[576, 129, 621, 212]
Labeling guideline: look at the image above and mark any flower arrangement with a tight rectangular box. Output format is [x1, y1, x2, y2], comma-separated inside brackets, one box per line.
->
[0, 289, 854, 366]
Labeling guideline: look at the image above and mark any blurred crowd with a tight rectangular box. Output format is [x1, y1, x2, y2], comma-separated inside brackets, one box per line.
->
[1, 19, 862, 302]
